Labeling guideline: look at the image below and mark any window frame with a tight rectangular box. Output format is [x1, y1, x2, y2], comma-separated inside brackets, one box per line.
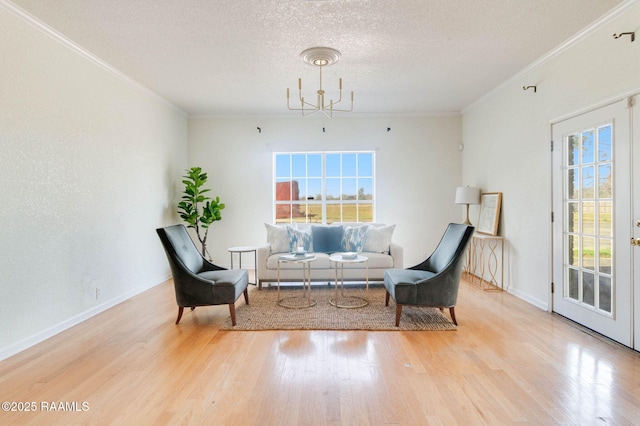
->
[273, 151, 376, 224]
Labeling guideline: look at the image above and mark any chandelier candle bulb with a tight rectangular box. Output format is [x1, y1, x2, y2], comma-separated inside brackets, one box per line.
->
[286, 46, 354, 118]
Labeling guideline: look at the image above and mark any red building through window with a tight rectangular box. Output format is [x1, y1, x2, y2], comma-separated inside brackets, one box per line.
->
[275, 180, 301, 220]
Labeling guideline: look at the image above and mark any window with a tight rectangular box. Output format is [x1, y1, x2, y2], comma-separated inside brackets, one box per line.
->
[564, 124, 613, 313]
[274, 151, 375, 224]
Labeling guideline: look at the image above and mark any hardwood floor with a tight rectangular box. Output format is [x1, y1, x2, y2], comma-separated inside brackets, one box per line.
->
[1, 278, 640, 425]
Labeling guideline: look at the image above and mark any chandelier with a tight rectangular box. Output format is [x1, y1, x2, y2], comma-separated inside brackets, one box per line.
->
[286, 47, 354, 118]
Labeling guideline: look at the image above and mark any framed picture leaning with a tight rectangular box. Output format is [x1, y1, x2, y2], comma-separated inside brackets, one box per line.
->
[477, 192, 502, 235]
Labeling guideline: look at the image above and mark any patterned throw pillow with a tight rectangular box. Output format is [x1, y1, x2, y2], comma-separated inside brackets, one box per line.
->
[362, 224, 396, 254]
[265, 223, 290, 253]
[341, 225, 369, 252]
[287, 226, 312, 252]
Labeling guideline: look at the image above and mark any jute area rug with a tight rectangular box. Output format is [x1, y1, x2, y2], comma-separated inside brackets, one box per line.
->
[221, 284, 457, 331]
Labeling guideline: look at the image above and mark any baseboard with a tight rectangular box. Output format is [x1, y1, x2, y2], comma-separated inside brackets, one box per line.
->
[0, 275, 171, 362]
[507, 287, 549, 311]
[462, 272, 549, 312]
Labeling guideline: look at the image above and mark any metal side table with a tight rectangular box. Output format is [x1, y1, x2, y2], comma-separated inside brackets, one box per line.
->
[329, 253, 369, 308]
[228, 246, 257, 286]
[277, 254, 317, 308]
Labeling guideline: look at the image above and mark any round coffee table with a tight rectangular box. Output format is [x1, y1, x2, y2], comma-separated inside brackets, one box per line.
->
[329, 253, 369, 308]
[277, 254, 317, 308]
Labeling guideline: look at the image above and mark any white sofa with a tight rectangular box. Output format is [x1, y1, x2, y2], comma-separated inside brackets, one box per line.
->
[257, 222, 403, 288]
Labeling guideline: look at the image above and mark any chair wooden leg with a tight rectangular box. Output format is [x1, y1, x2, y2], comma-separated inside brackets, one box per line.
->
[449, 307, 458, 326]
[385, 291, 390, 306]
[175, 307, 184, 324]
[229, 303, 237, 326]
[243, 288, 249, 305]
[395, 304, 403, 327]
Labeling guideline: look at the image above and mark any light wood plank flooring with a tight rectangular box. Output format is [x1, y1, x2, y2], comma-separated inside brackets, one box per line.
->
[1, 278, 640, 425]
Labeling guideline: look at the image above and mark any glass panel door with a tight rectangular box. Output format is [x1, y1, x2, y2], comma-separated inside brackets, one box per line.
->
[564, 126, 613, 314]
[552, 99, 631, 347]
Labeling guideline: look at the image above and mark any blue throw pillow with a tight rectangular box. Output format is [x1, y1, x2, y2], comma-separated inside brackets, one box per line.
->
[287, 226, 312, 252]
[341, 225, 369, 252]
[311, 225, 344, 253]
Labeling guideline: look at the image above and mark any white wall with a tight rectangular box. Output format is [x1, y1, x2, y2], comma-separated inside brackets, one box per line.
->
[188, 115, 463, 268]
[6, 0, 632, 362]
[462, 2, 640, 308]
[0, 5, 188, 359]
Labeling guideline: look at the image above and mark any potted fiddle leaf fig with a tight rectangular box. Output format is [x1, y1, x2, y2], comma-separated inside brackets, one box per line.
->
[177, 167, 225, 258]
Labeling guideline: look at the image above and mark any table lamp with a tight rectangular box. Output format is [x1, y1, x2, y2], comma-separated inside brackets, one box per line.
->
[455, 186, 480, 225]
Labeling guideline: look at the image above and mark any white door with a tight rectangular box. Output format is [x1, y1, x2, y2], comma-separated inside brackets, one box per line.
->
[552, 98, 632, 347]
[633, 97, 640, 350]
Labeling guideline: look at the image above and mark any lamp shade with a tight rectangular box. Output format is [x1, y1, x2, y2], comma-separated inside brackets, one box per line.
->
[455, 186, 480, 205]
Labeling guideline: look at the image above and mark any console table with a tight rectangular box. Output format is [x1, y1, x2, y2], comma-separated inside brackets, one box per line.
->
[464, 234, 504, 291]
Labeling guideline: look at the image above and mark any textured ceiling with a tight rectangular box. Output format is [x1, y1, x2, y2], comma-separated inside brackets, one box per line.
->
[9, 0, 625, 116]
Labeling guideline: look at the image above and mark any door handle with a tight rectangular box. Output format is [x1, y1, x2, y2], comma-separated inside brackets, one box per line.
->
[631, 237, 640, 246]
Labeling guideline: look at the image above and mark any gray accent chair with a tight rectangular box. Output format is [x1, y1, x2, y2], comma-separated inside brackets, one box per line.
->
[384, 223, 474, 326]
[156, 224, 249, 326]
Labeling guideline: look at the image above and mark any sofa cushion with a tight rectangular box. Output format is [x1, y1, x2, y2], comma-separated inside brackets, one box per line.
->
[361, 251, 395, 269]
[265, 251, 393, 271]
[363, 224, 396, 254]
[265, 223, 291, 253]
[341, 224, 369, 252]
[312, 225, 344, 253]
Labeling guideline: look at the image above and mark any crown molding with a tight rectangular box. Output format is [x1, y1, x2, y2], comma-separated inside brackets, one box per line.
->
[189, 111, 461, 120]
[462, 0, 640, 115]
[0, 0, 187, 117]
